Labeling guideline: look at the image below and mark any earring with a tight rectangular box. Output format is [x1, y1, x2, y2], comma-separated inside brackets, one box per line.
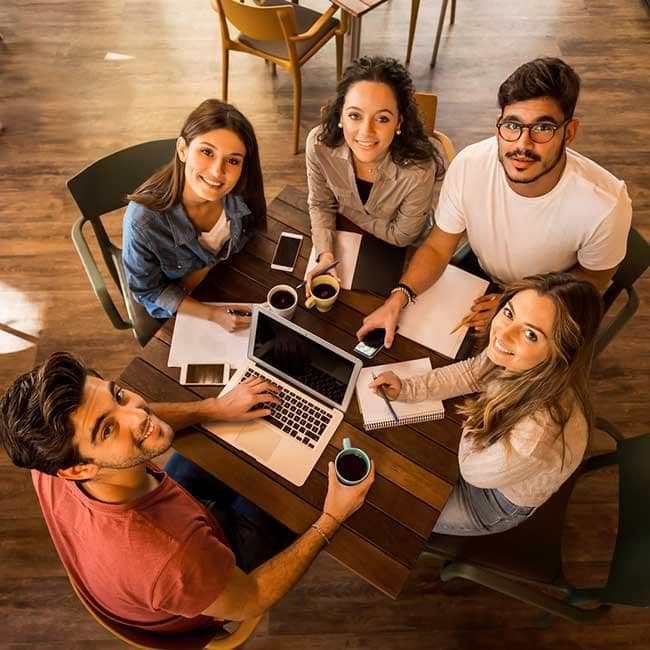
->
[338, 122, 343, 128]
[396, 129, 401, 135]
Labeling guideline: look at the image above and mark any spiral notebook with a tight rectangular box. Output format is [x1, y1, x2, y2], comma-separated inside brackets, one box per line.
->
[355, 358, 445, 430]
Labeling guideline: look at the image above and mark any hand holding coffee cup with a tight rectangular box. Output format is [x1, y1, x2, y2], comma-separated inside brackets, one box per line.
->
[305, 274, 340, 312]
[265, 284, 298, 320]
[323, 449, 374, 524]
[305, 251, 340, 297]
[335, 438, 372, 485]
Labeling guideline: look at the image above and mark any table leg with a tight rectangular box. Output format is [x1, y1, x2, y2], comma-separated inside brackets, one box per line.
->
[348, 15, 362, 62]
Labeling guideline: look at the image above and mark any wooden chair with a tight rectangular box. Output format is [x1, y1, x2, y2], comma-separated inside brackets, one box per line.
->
[413, 91, 456, 164]
[68, 574, 262, 650]
[66, 139, 177, 347]
[421, 417, 650, 622]
[211, 0, 346, 154]
[406, 0, 457, 68]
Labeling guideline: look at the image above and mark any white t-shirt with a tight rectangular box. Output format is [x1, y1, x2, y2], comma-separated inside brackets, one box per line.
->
[435, 137, 632, 284]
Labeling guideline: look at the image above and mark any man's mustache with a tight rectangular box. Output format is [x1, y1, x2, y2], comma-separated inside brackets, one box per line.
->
[506, 149, 541, 162]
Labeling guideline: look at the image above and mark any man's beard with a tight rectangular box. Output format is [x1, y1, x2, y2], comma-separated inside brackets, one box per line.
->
[89, 433, 174, 470]
[500, 133, 566, 185]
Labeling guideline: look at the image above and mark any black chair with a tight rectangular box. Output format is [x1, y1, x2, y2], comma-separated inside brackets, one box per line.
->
[67, 139, 177, 346]
[422, 417, 650, 622]
[594, 227, 650, 356]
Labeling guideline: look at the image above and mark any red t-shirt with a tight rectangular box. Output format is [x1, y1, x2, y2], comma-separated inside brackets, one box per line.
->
[32, 464, 235, 634]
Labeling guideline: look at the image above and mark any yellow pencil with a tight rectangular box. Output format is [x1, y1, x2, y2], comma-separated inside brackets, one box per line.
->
[449, 311, 480, 335]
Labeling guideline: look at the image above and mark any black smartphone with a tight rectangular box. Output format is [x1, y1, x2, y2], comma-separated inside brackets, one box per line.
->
[354, 328, 387, 359]
[271, 232, 303, 272]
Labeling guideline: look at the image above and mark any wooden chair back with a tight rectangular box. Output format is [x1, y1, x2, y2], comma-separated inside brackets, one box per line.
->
[68, 574, 262, 650]
[414, 91, 456, 163]
[211, 0, 298, 42]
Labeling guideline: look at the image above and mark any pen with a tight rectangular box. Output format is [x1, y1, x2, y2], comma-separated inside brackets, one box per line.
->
[371, 372, 399, 423]
[449, 295, 499, 334]
[296, 260, 340, 290]
[227, 309, 252, 317]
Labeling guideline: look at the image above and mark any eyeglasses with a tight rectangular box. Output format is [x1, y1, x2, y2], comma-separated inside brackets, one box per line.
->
[496, 118, 570, 144]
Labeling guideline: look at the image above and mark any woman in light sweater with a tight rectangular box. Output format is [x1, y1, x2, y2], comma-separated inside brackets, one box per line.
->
[369, 273, 603, 536]
[305, 57, 444, 291]
[122, 99, 266, 331]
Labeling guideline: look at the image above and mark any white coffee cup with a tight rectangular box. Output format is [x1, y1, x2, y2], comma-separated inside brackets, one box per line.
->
[265, 284, 298, 320]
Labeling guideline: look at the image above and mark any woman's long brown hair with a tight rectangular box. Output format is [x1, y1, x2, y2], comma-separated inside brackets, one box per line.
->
[460, 274, 603, 459]
[127, 99, 266, 230]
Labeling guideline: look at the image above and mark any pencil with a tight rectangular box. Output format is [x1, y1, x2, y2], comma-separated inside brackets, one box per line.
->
[449, 311, 480, 335]
[371, 372, 399, 423]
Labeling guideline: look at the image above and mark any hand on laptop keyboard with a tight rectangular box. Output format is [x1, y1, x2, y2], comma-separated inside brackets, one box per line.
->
[213, 376, 280, 421]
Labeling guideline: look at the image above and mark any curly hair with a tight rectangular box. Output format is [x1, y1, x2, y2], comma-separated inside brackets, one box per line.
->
[318, 57, 444, 178]
[0, 352, 95, 475]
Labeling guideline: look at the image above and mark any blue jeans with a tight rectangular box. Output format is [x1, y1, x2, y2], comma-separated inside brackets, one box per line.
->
[165, 453, 296, 572]
[432, 476, 535, 536]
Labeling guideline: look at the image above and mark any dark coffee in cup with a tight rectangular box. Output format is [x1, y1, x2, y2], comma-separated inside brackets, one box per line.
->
[270, 290, 296, 310]
[336, 453, 368, 482]
[312, 284, 337, 299]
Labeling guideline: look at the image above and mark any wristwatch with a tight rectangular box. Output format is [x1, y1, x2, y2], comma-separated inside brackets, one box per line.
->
[390, 283, 416, 307]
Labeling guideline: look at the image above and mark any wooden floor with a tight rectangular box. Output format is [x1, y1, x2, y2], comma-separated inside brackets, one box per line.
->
[1, 0, 649, 647]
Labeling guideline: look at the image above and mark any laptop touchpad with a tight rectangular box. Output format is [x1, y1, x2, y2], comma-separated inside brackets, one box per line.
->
[236, 429, 282, 461]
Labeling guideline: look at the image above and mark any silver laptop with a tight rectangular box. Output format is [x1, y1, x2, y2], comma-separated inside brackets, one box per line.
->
[204, 306, 363, 486]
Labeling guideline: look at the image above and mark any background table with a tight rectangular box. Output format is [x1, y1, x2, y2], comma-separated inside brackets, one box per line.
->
[120, 185, 466, 598]
[331, 0, 390, 61]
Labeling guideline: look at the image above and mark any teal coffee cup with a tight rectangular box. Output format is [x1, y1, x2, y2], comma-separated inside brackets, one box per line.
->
[335, 438, 371, 485]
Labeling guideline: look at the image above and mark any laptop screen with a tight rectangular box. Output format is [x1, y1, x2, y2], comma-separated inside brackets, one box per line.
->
[251, 308, 361, 411]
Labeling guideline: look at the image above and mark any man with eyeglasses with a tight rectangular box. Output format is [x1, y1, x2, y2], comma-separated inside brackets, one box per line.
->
[358, 57, 632, 347]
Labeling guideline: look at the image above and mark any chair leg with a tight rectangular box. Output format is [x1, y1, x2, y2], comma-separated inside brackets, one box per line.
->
[271, 62, 277, 76]
[335, 32, 344, 81]
[450, 0, 456, 24]
[430, 0, 449, 68]
[221, 47, 230, 102]
[406, 0, 420, 64]
[440, 562, 609, 623]
[290, 66, 302, 155]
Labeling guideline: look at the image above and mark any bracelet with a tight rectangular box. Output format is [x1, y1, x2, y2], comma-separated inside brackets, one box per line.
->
[311, 523, 330, 545]
[390, 284, 415, 308]
[322, 511, 342, 527]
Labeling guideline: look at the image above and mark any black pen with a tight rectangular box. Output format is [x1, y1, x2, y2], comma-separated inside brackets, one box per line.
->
[227, 308, 252, 317]
[371, 372, 399, 423]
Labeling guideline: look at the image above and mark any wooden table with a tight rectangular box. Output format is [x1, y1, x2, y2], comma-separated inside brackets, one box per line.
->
[119, 185, 464, 598]
[331, 0, 390, 62]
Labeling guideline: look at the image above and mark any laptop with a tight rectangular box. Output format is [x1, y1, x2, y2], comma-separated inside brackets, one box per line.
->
[204, 306, 363, 486]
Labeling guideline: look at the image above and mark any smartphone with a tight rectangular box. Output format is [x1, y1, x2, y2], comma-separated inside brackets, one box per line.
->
[180, 363, 229, 386]
[354, 328, 387, 359]
[271, 232, 303, 272]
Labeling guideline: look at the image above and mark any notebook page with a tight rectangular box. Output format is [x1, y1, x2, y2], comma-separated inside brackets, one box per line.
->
[356, 358, 444, 428]
[305, 231, 362, 290]
[168, 302, 257, 368]
[398, 265, 489, 358]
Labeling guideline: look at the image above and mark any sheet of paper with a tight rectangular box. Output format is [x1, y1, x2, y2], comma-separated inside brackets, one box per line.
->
[304, 231, 362, 290]
[356, 358, 440, 423]
[168, 303, 257, 368]
[398, 265, 490, 358]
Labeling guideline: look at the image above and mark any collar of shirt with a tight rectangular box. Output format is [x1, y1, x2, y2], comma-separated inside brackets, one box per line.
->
[164, 194, 252, 248]
[331, 140, 399, 182]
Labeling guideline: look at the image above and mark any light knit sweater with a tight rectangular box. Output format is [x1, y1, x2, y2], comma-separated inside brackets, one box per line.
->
[398, 351, 588, 507]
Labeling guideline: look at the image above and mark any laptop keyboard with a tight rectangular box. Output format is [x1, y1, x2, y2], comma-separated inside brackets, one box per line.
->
[242, 368, 333, 449]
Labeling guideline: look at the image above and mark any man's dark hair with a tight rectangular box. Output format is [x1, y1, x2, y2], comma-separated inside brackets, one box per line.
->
[498, 57, 581, 120]
[0, 352, 92, 475]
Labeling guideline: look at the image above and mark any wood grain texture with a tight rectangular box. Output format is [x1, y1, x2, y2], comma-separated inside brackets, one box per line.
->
[1, 0, 649, 645]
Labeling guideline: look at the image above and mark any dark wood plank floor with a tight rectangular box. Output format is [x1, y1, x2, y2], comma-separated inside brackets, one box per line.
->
[1, 0, 649, 646]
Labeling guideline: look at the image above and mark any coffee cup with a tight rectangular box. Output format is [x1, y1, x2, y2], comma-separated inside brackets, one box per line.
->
[265, 284, 298, 320]
[305, 274, 340, 313]
[334, 438, 371, 486]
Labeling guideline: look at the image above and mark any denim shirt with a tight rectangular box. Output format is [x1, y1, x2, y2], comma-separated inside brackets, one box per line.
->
[122, 194, 254, 319]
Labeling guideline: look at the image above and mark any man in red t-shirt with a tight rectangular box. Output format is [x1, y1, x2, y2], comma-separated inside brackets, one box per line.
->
[0, 352, 373, 634]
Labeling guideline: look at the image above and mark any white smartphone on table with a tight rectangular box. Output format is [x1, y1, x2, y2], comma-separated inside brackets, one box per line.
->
[180, 363, 232, 386]
[271, 232, 303, 272]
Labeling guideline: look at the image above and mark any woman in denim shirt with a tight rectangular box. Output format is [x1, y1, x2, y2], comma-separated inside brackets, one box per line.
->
[122, 99, 266, 331]
[305, 57, 444, 292]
